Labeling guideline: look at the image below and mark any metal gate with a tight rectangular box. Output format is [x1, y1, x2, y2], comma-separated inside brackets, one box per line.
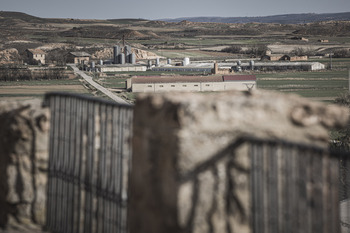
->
[43, 92, 133, 233]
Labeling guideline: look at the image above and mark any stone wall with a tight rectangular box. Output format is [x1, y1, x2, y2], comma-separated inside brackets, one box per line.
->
[0, 99, 49, 231]
[129, 90, 349, 233]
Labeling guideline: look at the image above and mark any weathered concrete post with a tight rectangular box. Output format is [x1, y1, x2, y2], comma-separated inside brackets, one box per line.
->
[0, 99, 50, 231]
[129, 90, 349, 233]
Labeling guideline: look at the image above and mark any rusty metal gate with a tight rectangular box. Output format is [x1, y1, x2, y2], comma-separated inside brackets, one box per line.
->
[43, 92, 133, 233]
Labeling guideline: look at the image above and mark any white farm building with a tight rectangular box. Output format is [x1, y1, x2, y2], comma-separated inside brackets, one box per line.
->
[127, 75, 256, 93]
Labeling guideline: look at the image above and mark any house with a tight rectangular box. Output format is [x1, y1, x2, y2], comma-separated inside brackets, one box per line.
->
[26, 49, 46, 65]
[127, 75, 256, 93]
[67, 52, 91, 64]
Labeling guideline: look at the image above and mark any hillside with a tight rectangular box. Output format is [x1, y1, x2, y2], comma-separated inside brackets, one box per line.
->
[162, 12, 350, 24]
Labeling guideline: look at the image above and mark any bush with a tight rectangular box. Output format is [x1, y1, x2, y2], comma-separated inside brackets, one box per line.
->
[333, 49, 350, 58]
[245, 44, 268, 58]
[221, 45, 242, 54]
[333, 94, 350, 147]
[291, 47, 315, 56]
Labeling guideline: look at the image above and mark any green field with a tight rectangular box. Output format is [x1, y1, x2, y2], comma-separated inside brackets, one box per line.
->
[257, 69, 349, 100]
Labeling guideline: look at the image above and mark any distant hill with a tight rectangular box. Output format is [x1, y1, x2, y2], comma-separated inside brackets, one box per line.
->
[161, 12, 350, 24]
[0, 11, 46, 23]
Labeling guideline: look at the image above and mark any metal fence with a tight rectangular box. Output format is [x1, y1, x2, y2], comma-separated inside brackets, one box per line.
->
[43, 92, 133, 233]
[248, 138, 340, 233]
[336, 149, 350, 232]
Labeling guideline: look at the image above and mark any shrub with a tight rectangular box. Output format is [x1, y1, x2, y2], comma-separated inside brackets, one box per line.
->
[245, 44, 268, 58]
[221, 45, 242, 54]
[333, 49, 350, 58]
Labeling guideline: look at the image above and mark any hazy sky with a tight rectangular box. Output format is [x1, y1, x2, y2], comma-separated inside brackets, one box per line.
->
[1, 0, 350, 20]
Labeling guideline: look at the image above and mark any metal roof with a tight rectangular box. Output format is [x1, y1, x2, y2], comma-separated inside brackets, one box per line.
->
[70, 52, 91, 57]
[131, 76, 223, 84]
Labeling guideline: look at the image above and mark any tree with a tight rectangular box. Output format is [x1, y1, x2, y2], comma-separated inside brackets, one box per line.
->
[245, 44, 268, 58]
[333, 93, 350, 150]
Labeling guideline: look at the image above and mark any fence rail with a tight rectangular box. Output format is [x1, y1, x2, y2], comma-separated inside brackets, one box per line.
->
[44, 93, 133, 233]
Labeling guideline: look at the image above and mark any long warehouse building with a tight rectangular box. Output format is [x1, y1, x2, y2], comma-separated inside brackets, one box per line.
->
[127, 75, 256, 93]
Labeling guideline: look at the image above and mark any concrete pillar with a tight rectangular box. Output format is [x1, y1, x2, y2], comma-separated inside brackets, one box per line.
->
[129, 90, 349, 233]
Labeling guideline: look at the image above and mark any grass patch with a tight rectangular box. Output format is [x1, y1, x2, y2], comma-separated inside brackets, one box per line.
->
[95, 77, 127, 88]
[282, 89, 348, 98]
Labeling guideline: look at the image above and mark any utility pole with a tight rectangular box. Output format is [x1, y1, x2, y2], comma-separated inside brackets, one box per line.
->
[348, 67, 350, 93]
[330, 52, 333, 70]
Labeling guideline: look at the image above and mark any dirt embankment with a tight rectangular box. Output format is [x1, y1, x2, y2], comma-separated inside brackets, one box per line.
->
[91, 47, 161, 60]
[0, 48, 21, 64]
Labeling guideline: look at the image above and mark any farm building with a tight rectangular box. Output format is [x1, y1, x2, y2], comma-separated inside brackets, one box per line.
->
[261, 54, 308, 61]
[67, 52, 91, 64]
[26, 49, 46, 65]
[127, 75, 256, 93]
[152, 66, 212, 73]
[97, 64, 147, 72]
[232, 61, 325, 71]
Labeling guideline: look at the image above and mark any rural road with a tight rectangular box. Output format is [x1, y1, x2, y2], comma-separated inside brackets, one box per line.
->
[69, 64, 131, 105]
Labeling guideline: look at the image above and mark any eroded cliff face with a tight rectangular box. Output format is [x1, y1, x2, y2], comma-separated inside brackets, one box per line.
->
[0, 99, 49, 231]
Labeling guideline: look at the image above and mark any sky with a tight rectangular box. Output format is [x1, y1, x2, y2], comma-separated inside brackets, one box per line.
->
[1, 0, 350, 20]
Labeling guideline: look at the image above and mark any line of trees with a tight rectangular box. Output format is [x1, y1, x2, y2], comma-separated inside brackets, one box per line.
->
[221, 44, 268, 58]
[0, 66, 68, 81]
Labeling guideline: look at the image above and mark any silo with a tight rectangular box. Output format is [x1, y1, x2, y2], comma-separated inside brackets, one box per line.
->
[113, 45, 120, 64]
[183, 57, 190, 66]
[130, 53, 136, 64]
[99, 60, 103, 65]
[148, 60, 152, 68]
[250, 60, 255, 70]
[236, 60, 242, 72]
[125, 45, 131, 63]
[91, 61, 95, 71]
[155, 58, 160, 67]
[167, 58, 172, 64]
[118, 53, 125, 65]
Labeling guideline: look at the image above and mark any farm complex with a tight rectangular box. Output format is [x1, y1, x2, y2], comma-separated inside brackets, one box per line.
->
[1, 10, 350, 233]
[0, 11, 349, 101]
